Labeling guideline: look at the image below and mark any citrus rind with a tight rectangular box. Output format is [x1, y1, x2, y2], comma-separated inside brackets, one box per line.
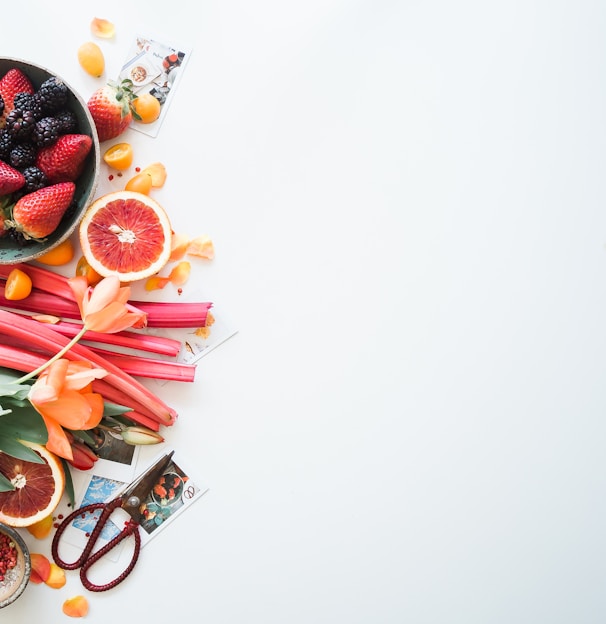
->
[0, 441, 65, 527]
[78, 190, 172, 283]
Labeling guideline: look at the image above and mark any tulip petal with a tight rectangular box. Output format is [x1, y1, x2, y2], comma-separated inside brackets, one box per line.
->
[86, 276, 123, 314]
[39, 415, 73, 460]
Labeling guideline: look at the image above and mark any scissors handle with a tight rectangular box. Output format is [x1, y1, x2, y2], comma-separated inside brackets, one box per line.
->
[51, 498, 142, 592]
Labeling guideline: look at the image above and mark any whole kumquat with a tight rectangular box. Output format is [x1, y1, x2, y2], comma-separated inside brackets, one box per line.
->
[132, 93, 161, 124]
[5, 268, 32, 300]
[75, 255, 103, 286]
[77, 41, 105, 77]
[35, 238, 75, 266]
[103, 142, 134, 171]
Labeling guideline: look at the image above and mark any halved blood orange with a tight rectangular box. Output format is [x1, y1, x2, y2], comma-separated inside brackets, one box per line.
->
[0, 441, 65, 527]
[79, 190, 172, 283]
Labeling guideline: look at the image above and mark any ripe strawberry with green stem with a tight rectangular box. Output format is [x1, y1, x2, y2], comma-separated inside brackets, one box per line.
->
[5, 181, 75, 241]
[36, 133, 93, 183]
[87, 80, 139, 142]
[0, 68, 34, 126]
[0, 161, 25, 196]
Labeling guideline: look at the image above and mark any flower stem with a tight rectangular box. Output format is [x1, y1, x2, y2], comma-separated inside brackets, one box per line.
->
[14, 325, 87, 383]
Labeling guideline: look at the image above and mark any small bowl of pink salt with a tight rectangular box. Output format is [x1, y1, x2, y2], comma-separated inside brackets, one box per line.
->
[0, 523, 30, 608]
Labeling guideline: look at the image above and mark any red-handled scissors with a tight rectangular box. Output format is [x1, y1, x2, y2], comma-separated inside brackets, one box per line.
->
[51, 451, 174, 592]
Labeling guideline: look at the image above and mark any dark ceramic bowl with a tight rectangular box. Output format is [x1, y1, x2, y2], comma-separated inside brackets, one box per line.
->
[0, 523, 30, 609]
[0, 57, 100, 263]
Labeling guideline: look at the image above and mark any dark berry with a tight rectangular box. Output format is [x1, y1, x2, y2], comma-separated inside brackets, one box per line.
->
[33, 116, 62, 147]
[36, 77, 68, 114]
[12, 92, 43, 119]
[5, 108, 35, 141]
[21, 166, 48, 193]
[0, 129, 13, 160]
[0, 93, 4, 118]
[9, 142, 36, 169]
[54, 109, 78, 134]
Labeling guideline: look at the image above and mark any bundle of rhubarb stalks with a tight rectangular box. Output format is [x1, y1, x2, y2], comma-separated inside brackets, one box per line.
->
[0, 262, 212, 433]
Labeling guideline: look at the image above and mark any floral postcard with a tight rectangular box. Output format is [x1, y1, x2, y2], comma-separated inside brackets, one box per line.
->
[118, 33, 192, 138]
[58, 449, 208, 563]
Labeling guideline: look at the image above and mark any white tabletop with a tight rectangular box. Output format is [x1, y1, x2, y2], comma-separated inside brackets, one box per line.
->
[5, 1, 606, 622]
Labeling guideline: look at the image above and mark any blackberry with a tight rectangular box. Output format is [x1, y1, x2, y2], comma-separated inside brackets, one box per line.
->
[36, 77, 68, 115]
[12, 92, 43, 119]
[9, 142, 36, 169]
[21, 166, 48, 193]
[33, 116, 62, 147]
[5, 108, 35, 141]
[54, 109, 78, 134]
[0, 129, 13, 161]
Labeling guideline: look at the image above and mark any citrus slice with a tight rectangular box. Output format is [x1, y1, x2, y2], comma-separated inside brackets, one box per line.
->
[79, 190, 172, 282]
[103, 142, 133, 171]
[0, 441, 65, 527]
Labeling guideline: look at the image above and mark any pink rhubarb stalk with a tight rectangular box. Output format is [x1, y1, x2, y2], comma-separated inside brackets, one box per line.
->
[0, 265, 213, 328]
[31, 318, 182, 357]
[0, 309, 175, 424]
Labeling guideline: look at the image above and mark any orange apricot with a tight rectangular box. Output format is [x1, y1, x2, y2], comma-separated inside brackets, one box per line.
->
[77, 41, 105, 77]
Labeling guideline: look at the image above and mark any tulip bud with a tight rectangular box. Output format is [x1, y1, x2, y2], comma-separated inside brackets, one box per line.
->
[67, 440, 98, 470]
[120, 426, 164, 446]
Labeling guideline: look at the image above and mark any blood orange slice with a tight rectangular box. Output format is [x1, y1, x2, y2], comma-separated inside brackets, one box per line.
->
[0, 442, 65, 527]
[79, 190, 172, 282]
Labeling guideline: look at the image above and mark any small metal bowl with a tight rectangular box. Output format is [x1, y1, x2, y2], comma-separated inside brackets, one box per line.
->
[0, 523, 30, 609]
[0, 57, 100, 264]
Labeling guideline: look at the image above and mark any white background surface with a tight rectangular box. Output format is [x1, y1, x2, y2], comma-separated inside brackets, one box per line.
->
[4, 1, 606, 622]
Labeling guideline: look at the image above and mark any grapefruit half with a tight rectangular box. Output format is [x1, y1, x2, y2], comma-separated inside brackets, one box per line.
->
[79, 190, 172, 283]
[0, 441, 65, 527]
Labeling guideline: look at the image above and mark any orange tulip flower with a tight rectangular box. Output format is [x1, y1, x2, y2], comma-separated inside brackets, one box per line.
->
[68, 275, 146, 332]
[15, 276, 147, 385]
[29, 359, 107, 460]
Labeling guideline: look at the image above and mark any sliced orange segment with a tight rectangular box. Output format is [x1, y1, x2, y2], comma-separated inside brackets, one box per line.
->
[103, 142, 133, 171]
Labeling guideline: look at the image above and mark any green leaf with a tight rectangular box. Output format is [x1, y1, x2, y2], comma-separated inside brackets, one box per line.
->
[0, 407, 48, 444]
[0, 435, 44, 463]
[103, 402, 132, 417]
[0, 472, 14, 492]
[60, 459, 75, 508]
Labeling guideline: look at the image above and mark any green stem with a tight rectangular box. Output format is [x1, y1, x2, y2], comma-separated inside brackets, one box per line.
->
[14, 325, 87, 384]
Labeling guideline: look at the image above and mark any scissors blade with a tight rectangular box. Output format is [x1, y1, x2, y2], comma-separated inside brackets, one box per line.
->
[120, 450, 175, 524]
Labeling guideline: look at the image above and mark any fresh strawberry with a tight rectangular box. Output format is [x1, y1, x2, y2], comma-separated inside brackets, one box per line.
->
[87, 80, 137, 142]
[36, 133, 93, 183]
[0, 161, 25, 196]
[6, 182, 75, 241]
[0, 68, 34, 127]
